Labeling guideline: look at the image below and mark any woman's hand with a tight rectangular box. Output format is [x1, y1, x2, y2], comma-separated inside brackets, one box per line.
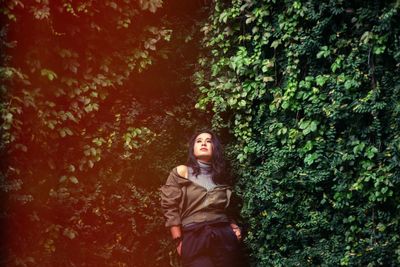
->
[170, 226, 182, 256]
[230, 223, 242, 241]
[176, 240, 182, 256]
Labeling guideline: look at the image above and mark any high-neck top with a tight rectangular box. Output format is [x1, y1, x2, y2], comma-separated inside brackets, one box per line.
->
[197, 160, 211, 174]
[188, 160, 216, 191]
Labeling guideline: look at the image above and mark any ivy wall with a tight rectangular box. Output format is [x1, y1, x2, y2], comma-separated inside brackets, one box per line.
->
[195, 0, 400, 265]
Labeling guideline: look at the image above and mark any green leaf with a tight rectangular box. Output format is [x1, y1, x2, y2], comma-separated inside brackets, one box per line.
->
[304, 153, 318, 165]
[271, 40, 281, 49]
[59, 175, 68, 183]
[315, 75, 328, 86]
[40, 68, 58, 81]
[69, 176, 79, 184]
[309, 121, 318, 132]
[63, 228, 77, 239]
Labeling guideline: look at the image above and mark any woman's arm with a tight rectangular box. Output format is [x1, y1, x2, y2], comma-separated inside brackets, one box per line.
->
[170, 166, 187, 255]
[170, 225, 183, 255]
[161, 166, 188, 255]
[161, 167, 186, 227]
[170, 225, 182, 239]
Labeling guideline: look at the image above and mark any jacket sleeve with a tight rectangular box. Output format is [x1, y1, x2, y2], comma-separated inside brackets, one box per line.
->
[160, 169, 182, 227]
[225, 187, 241, 225]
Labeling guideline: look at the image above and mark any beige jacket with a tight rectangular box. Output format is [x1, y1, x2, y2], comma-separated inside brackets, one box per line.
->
[160, 167, 232, 227]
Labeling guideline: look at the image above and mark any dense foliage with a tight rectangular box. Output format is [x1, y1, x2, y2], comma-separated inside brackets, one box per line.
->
[195, 0, 400, 265]
[3, 0, 400, 266]
[0, 1, 207, 266]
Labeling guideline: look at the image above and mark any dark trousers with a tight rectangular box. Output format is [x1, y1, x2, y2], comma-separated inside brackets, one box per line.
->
[181, 221, 245, 267]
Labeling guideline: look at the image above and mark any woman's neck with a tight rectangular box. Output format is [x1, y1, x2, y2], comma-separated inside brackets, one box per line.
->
[197, 159, 211, 165]
[197, 159, 211, 174]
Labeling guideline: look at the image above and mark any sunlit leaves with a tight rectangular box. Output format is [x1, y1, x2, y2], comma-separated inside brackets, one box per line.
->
[1, 0, 173, 266]
[123, 127, 156, 152]
[63, 227, 78, 240]
[139, 0, 163, 13]
[31, 5, 50, 20]
[40, 69, 58, 81]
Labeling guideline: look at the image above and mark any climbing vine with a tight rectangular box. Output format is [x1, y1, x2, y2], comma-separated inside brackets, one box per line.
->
[195, 0, 400, 265]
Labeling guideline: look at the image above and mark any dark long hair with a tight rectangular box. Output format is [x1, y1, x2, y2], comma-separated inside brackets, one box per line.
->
[186, 129, 230, 185]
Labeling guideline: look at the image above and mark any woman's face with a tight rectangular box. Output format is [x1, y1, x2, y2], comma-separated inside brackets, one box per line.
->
[193, 132, 213, 162]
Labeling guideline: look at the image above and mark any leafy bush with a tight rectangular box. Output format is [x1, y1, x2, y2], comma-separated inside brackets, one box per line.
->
[0, 1, 205, 266]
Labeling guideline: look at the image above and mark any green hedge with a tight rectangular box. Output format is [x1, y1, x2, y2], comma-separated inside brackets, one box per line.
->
[195, 0, 400, 265]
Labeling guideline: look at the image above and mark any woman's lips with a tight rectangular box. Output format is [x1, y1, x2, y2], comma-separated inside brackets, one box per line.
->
[200, 148, 208, 151]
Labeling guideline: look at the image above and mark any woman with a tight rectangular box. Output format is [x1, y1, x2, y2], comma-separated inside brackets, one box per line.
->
[161, 129, 243, 267]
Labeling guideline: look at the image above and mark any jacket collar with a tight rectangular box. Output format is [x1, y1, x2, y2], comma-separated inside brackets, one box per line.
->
[172, 167, 231, 189]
